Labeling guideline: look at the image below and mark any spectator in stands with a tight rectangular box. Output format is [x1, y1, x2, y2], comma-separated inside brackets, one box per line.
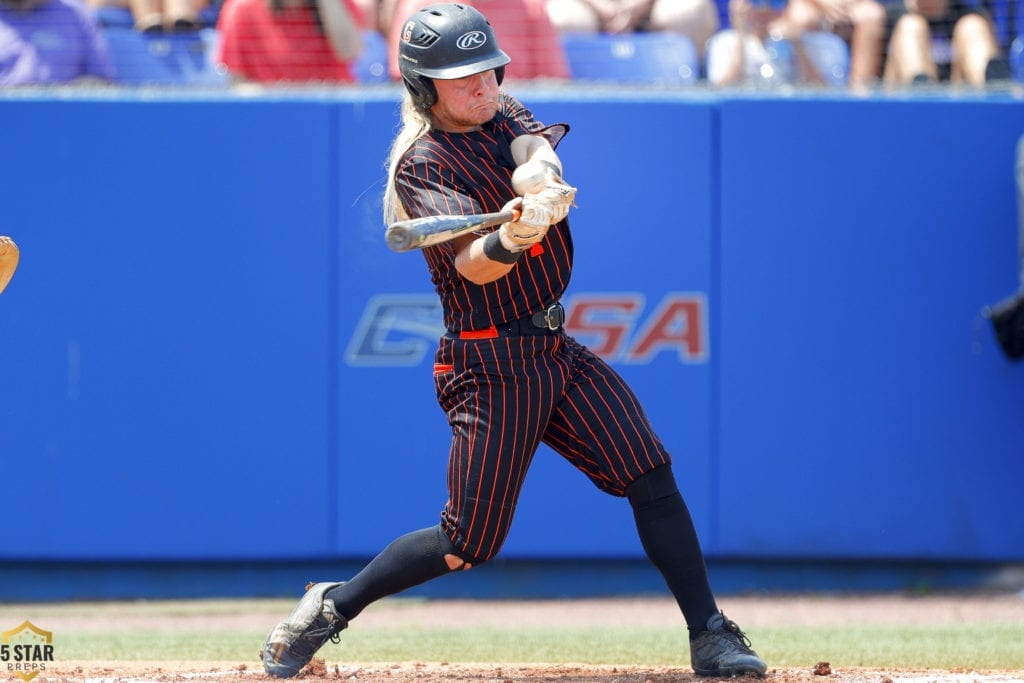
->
[705, 0, 831, 85]
[354, 0, 386, 32]
[0, 0, 115, 84]
[216, 0, 364, 82]
[881, 0, 1006, 85]
[85, 0, 209, 33]
[387, 0, 570, 80]
[782, 0, 886, 86]
[544, 0, 719, 57]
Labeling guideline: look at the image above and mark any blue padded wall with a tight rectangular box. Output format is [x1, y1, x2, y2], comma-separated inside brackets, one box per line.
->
[1, 91, 1021, 565]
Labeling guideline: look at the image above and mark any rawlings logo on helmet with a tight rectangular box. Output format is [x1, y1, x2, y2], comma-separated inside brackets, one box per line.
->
[455, 31, 486, 50]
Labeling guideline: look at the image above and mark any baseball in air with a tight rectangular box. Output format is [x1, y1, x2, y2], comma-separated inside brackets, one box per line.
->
[511, 162, 550, 196]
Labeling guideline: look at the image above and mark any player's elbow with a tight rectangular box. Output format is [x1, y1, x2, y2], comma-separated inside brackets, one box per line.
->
[455, 249, 515, 284]
[461, 268, 504, 285]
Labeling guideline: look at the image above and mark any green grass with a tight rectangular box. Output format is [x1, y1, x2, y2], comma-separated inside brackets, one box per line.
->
[52, 624, 1024, 670]
[757, 624, 1024, 669]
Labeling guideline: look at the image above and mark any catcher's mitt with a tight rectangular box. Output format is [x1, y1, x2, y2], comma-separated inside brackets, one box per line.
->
[0, 236, 19, 295]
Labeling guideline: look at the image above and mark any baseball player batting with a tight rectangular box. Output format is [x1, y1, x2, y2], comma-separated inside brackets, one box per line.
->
[262, 3, 767, 678]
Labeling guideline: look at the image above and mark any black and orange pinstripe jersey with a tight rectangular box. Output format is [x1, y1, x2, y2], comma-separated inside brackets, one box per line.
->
[394, 93, 572, 333]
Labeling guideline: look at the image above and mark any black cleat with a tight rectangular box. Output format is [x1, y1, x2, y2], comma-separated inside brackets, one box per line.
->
[262, 581, 348, 678]
[690, 611, 767, 677]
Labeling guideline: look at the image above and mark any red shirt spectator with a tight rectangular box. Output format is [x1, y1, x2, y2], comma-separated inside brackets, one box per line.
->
[387, 0, 570, 81]
[217, 0, 364, 83]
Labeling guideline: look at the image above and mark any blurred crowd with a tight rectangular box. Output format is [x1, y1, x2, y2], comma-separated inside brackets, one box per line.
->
[0, 0, 1021, 87]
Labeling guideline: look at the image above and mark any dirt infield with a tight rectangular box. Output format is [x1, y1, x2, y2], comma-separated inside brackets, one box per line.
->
[6, 593, 1024, 683]
[37, 661, 1024, 683]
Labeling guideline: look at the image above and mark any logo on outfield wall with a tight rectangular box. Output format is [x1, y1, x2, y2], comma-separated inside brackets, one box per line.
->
[345, 292, 707, 367]
[1, 621, 55, 682]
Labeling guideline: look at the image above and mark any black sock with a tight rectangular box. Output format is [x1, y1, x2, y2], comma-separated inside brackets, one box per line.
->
[325, 526, 455, 621]
[627, 465, 718, 637]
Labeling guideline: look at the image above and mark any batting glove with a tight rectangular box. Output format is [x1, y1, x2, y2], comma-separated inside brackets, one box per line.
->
[523, 172, 576, 225]
[498, 197, 550, 250]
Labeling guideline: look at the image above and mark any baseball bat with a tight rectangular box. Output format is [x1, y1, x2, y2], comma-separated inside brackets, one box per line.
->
[385, 209, 520, 253]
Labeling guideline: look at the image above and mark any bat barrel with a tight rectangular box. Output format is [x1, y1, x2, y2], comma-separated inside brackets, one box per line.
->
[384, 209, 518, 253]
[385, 225, 416, 253]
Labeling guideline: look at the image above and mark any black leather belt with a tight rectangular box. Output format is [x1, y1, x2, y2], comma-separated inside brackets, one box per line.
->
[450, 302, 565, 339]
[518, 301, 566, 334]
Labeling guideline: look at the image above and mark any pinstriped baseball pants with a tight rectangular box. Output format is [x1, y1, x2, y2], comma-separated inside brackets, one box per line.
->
[432, 331, 672, 563]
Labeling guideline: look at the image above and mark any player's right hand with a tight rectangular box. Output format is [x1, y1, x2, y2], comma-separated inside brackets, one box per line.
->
[522, 192, 569, 228]
[523, 174, 576, 226]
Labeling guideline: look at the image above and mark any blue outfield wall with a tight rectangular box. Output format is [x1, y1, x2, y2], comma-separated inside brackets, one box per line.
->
[1, 90, 1022, 590]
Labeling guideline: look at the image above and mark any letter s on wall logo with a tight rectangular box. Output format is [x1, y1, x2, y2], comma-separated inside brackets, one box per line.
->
[344, 292, 707, 367]
[565, 292, 707, 364]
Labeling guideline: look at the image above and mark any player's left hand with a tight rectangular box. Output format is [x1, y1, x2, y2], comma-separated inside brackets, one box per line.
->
[501, 215, 550, 251]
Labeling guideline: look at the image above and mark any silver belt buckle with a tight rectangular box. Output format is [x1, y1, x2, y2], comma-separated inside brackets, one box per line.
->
[540, 302, 564, 331]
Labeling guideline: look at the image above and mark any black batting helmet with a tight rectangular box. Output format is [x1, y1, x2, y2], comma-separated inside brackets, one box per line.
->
[397, 3, 510, 110]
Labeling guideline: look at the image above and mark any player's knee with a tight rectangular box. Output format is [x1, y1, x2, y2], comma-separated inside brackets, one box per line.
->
[626, 464, 680, 509]
[443, 553, 474, 571]
[442, 551, 492, 571]
[437, 528, 491, 571]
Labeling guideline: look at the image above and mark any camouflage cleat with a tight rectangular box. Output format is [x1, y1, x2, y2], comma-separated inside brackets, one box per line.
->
[690, 611, 767, 677]
[262, 582, 348, 678]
